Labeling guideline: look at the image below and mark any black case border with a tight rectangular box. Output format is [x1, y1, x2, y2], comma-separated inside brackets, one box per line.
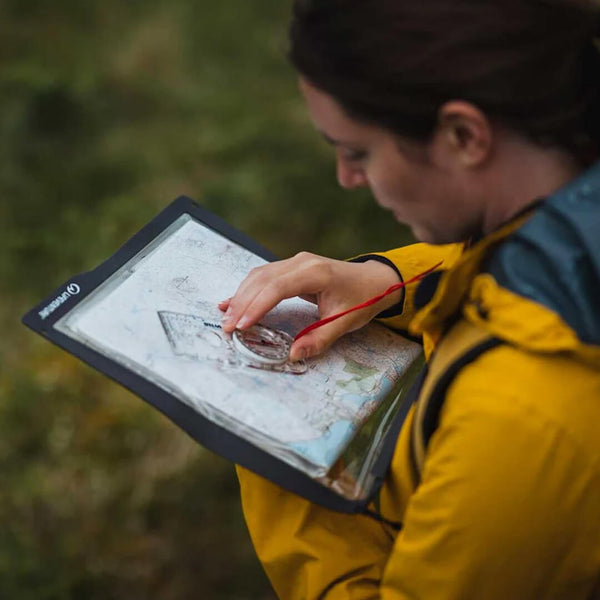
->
[22, 196, 405, 514]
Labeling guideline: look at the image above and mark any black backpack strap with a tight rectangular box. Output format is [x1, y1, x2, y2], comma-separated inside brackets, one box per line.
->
[410, 321, 504, 485]
[421, 337, 503, 449]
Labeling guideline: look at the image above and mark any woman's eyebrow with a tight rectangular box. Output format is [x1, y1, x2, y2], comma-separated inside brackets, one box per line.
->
[320, 131, 359, 147]
[321, 132, 339, 146]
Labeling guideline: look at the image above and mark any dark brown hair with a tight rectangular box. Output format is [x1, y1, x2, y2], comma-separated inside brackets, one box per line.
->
[289, 0, 600, 160]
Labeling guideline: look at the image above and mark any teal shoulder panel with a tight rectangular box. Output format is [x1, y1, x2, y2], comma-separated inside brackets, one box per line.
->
[486, 161, 600, 345]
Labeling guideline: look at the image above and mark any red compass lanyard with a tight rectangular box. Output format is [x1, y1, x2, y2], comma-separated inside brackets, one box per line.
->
[294, 261, 443, 342]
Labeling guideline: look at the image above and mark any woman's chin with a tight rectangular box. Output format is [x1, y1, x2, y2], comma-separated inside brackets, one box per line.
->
[410, 225, 453, 245]
[408, 223, 434, 243]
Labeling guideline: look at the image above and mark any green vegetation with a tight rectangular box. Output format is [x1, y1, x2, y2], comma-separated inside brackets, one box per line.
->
[0, 1, 413, 597]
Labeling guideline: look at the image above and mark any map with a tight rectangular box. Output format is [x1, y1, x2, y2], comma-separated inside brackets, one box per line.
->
[55, 214, 421, 478]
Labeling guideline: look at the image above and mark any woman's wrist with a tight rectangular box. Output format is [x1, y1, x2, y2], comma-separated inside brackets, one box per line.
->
[360, 258, 405, 315]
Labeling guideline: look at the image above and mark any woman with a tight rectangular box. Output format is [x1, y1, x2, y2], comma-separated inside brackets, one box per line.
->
[220, 0, 600, 598]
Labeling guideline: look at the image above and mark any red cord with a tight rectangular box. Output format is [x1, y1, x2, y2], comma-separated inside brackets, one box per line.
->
[294, 261, 443, 342]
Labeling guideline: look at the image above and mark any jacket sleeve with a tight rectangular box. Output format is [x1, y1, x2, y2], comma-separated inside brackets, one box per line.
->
[236, 465, 394, 599]
[356, 243, 463, 332]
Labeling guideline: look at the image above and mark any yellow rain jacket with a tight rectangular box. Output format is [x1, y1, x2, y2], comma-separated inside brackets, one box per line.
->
[237, 163, 600, 599]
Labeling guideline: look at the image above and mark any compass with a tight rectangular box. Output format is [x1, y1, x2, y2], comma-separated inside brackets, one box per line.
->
[232, 325, 292, 364]
[232, 324, 307, 374]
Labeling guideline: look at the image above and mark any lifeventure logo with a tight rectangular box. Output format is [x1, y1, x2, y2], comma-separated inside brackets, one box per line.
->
[38, 283, 81, 320]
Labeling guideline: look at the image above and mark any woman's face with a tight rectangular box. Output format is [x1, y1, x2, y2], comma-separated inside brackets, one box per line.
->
[299, 77, 482, 244]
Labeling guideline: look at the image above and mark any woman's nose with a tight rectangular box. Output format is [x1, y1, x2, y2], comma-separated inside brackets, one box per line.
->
[336, 159, 367, 189]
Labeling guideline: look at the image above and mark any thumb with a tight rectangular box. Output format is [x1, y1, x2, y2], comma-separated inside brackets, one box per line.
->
[289, 316, 358, 361]
[289, 334, 327, 362]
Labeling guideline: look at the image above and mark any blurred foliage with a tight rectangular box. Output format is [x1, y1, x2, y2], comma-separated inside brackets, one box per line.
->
[0, 0, 413, 598]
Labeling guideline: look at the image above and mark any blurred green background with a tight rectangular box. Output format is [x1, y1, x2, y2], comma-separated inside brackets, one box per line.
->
[0, 1, 412, 597]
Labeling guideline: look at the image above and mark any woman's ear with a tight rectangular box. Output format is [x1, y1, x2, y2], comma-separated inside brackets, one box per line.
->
[434, 101, 494, 168]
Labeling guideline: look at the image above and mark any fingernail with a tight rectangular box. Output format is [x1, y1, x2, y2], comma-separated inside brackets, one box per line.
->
[221, 308, 234, 329]
[237, 315, 249, 329]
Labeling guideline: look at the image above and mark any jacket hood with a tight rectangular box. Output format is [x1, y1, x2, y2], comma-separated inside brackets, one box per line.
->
[411, 161, 600, 363]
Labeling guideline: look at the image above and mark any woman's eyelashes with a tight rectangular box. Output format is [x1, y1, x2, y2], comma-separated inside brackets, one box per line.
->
[341, 147, 368, 163]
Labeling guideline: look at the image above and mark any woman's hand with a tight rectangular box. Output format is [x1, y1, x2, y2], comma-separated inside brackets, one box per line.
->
[219, 252, 403, 361]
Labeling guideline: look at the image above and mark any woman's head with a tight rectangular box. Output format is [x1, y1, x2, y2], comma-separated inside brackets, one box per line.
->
[290, 0, 600, 159]
[291, 0, 599, 242]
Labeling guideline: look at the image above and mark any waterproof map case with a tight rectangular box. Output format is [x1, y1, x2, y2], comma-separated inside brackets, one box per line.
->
[22, 197, 423, 513]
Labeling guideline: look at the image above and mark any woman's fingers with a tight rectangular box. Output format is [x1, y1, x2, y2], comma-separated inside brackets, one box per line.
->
[220, 262, 289, 331]
[218, 298, 231, 311]
[222, 253, 331, 332]
[238, 265, 331, 329]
